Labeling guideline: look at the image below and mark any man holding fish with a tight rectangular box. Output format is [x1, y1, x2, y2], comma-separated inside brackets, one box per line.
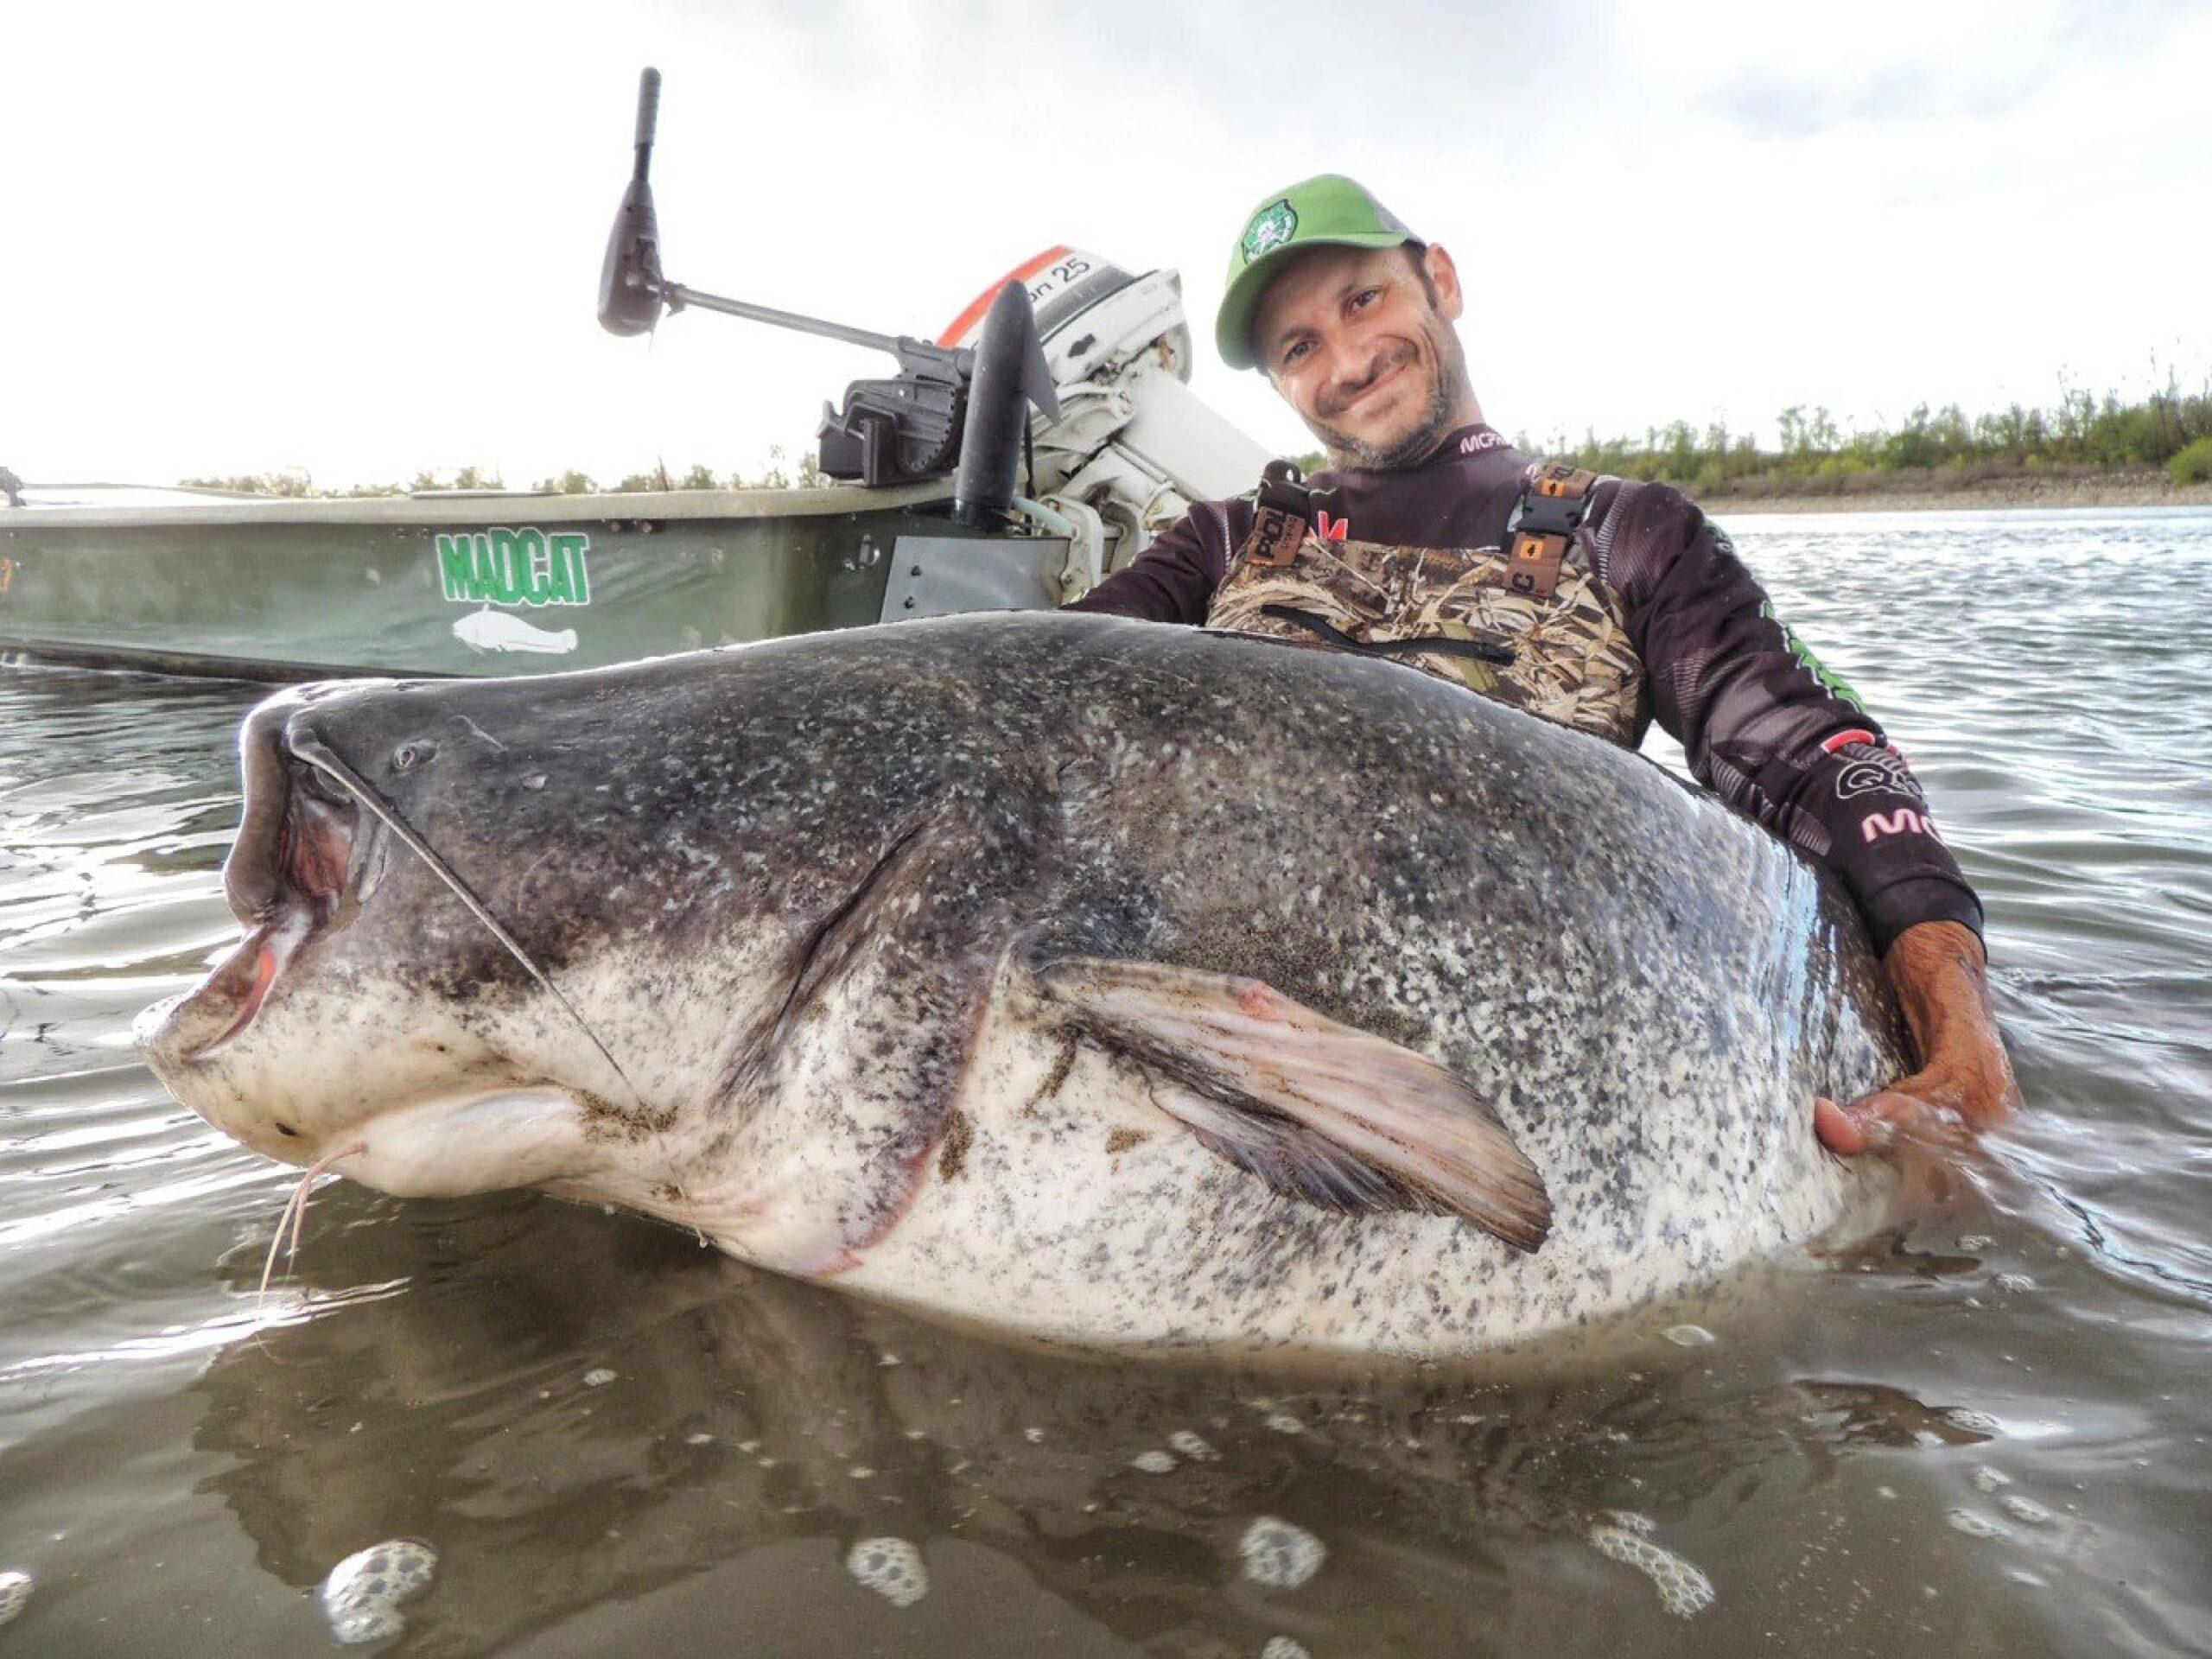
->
[1071, 175, 2020, 1158]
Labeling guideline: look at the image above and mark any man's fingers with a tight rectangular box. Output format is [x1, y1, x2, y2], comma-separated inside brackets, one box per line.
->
[1814, 1096, 1881, 1156]
[1815, 1085, 1969, 1159]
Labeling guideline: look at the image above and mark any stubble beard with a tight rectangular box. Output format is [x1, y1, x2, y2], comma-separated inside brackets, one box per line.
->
[1304, 321, 1474, 473]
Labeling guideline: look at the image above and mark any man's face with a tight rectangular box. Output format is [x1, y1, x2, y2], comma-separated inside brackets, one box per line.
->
[1253, 243, 1473, 471]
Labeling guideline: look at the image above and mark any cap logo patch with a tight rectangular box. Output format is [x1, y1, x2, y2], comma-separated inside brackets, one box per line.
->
[1242, 200, 1299, 264]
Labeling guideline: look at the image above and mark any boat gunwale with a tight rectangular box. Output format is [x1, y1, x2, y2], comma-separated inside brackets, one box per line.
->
[2, 480, 957, 531]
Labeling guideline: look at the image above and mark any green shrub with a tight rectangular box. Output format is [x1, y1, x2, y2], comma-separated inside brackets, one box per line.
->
[2170, 436, 2212, 486]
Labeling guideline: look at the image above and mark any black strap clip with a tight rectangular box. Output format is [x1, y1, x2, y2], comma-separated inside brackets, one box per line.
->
[1505, 476, 1592, 539]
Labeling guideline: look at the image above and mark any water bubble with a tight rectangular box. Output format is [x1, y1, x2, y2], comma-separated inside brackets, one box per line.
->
[1264, 1413, 1306, 1435]
[582, 1368, 617, 1388]
[1971, 1465, 2012, 1493]
[1239, 1516, 1326, 1590]
[1663, 1324, 1716, 1348]
[847, 1537, 928, 1607]
[319, 1539, 436, 1645]
[1023, 1427, 1046, 1444]
[1957, 1235, 1993, 1251]
[1943, 1509, 2009, 1540]
[1993, 1273, 2036, 1294]
[1602, 1510, 1656, 1536]
[1262, 1640, 1311, 1659]
[1131, 1450, 1178, 1474]
[0, 1570, 32, 1628]
[1999, 1494, 2056, 1527]
[1168, 1430, 1219, 1462]
[684, 1432, 714, 1446]
[1589, 1524, 1714, 1618]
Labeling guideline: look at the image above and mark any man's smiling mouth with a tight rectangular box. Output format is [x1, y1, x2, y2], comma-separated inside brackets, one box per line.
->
[1328, 354, 1415, 419]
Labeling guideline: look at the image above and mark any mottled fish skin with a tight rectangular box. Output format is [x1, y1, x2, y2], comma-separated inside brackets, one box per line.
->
[141, 611, 1902, 1358]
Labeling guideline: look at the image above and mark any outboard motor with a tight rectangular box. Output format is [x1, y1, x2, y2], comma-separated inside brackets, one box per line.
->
[937, 251, 1270, 585]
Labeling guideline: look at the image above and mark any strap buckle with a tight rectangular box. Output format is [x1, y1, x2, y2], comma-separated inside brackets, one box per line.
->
[1247, 459, 1313, 568]
[1501, 462, 1596, 599]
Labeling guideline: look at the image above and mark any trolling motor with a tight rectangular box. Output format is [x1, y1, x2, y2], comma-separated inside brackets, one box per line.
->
[598, 67, 1058, 525]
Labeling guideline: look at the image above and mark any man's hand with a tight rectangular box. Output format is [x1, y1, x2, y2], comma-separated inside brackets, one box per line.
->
[1815, 920, 2020, 1157]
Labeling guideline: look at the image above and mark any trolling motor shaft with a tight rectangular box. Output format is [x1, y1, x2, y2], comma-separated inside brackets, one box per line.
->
[594, 67, 1056, 499]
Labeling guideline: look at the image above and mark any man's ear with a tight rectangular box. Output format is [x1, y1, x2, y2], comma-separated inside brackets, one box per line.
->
[1423, 244, 1465, 323]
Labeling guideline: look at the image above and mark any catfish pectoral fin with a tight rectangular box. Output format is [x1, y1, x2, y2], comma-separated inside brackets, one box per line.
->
[1035, 957, 1552, 1252]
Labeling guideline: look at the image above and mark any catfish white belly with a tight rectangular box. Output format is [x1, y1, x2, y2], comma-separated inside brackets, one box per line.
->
[833, 957, 1875, 1357]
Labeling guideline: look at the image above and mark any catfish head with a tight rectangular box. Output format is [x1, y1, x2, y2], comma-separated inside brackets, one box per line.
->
[134, 670, 832, 1229]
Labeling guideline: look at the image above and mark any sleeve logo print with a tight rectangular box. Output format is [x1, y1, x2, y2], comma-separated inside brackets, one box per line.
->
[1860, 806, 1938, 843]
[1831, 741, 1924, 802]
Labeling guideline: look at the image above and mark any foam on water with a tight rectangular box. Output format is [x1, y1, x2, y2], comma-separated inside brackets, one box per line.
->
[1239, 1517, 1326, 1590]
[846, 1537, 928, 1607]
[1589, 1518, 1714, 1618]
[318, 1539, 436, 1646]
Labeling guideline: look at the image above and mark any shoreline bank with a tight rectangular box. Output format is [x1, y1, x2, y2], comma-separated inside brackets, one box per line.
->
[1694, 468, 2212, 517]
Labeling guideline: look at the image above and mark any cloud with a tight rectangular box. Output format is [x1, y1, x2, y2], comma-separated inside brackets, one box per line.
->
[1701, 60, 2037, 138]
[1696, 0, 2207, 139]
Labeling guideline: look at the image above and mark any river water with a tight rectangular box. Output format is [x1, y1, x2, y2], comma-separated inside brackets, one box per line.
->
[2, 506, 2207, 1656]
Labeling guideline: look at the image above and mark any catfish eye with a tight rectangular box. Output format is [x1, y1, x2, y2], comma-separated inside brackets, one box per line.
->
[391, 740, 437, 773]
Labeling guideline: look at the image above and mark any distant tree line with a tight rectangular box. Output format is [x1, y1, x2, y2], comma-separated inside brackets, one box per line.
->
[1519, 377, 2212, 497]
[181, 383, 2212, 500]
[182, 446, 832, 499]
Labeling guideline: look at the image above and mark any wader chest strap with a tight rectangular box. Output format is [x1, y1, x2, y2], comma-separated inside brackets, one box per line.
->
[1243, 460, 1314, 569]
[1503, 461, 1597, 600]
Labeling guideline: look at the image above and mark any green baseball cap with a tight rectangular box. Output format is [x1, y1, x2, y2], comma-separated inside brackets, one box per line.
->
[1215, 174, 1418, 370]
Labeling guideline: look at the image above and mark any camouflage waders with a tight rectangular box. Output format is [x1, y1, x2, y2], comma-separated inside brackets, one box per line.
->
[1203, 459, 1649, 747]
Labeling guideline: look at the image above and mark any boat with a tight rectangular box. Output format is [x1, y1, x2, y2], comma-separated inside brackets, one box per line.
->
[0, 479, 1028, 681]
[1, 69, 1265, 683]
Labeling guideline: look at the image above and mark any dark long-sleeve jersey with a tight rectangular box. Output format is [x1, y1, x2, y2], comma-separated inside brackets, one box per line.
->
[1068, 423, 1982, 952]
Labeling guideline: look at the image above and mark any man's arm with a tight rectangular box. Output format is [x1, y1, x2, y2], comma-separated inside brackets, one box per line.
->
[1602, 482, 2015, 1153]
[1062, 503, 1232, 624]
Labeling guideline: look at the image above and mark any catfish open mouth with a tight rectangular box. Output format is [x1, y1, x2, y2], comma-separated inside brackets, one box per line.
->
[155, 707, 363, 1065]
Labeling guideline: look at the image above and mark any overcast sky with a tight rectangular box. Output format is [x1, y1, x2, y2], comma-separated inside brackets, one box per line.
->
[5, 0, 2206, 489]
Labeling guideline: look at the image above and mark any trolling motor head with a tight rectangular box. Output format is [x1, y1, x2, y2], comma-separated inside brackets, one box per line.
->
[593, 67, 1056, 513]
[596, 68, 665, 338]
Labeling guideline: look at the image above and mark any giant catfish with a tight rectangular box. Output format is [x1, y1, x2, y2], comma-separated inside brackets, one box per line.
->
[137, 611, 1902, 1357]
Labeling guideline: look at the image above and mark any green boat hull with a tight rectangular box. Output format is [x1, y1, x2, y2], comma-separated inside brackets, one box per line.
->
[0, 485, 1066, 681]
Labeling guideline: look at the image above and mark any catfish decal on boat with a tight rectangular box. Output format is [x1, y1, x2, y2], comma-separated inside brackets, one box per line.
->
[452, 604, 580, 655]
